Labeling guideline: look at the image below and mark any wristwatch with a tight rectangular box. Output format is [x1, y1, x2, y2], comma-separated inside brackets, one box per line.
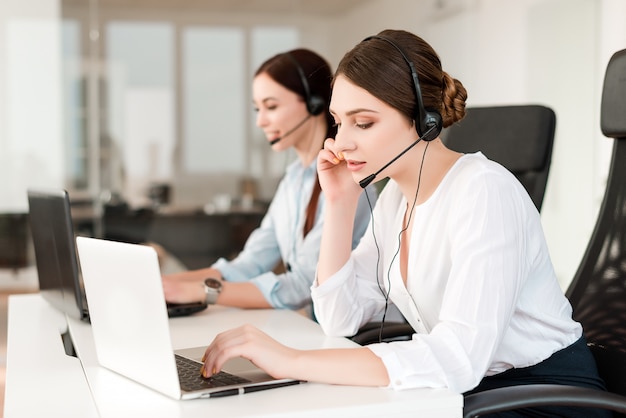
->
[203, 278, 223, 305]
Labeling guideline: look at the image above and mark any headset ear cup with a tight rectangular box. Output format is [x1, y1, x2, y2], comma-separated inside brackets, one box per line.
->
[284, 52, 325, 117]
[364, 35, 443, 142]
[307, 94, 326, 116]
[419, 110, 443, 141]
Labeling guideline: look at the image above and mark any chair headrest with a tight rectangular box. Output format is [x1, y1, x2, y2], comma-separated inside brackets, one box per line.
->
[443, 105, 555, 173]
[601, 49, 626, 139]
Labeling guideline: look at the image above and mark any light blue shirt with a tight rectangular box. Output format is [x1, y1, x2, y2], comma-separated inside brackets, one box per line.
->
[213, 159, 377, 310]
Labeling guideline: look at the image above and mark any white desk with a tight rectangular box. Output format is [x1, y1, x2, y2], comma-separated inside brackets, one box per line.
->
[4, 294, 98, 417]
[5, 294, 463, 417]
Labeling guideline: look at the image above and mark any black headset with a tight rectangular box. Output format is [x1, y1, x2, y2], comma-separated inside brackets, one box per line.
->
[285, 52, 326, 116]
[363, 35, 442, 141]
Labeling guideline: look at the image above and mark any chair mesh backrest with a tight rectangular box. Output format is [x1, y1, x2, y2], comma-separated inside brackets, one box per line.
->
[565, 48, 626, 396]
[442, 105, 556, 211]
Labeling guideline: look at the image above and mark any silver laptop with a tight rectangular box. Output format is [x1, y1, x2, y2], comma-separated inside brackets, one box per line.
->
[75, 236, 300, 400]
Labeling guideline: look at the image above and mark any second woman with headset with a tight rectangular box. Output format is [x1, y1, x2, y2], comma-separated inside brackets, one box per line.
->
[162, 49, 376, 315]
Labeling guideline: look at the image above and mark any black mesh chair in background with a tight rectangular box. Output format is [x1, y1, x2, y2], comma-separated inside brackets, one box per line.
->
[351, 104, 557, 345]
[463, 48, 626, 417]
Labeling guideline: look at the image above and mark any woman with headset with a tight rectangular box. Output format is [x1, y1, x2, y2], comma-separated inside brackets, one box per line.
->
[162, 49, 375, 315]
[198, 30, 609, 417]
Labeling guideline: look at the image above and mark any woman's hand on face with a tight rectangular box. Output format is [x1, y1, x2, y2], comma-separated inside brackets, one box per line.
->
[201, 325, 297, 380]
[317, 138, 362, 202]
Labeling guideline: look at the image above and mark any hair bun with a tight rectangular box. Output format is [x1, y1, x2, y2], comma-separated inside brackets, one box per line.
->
[441, 72, 468, 127]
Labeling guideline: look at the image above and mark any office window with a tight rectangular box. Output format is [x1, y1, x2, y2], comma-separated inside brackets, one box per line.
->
[105, 21, 175, 205]
[249, 27, 299, 179]
[61, 19, 85, 189]
[57, 14, 301, 206]
[182, 27, 245, 173]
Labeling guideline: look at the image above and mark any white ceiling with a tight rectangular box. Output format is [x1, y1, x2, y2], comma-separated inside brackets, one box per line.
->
[63, 0, 371, 16]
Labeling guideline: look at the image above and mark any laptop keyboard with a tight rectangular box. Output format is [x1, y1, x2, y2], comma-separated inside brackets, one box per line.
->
[175, 354, 251, 392]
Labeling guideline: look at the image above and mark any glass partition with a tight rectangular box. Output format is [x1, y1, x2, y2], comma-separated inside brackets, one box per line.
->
[61, 1, 303, 209]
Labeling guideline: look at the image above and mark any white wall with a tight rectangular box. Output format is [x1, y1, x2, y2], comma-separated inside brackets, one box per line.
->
[0, 0, 62, 212]
[331, 0, 626, 288]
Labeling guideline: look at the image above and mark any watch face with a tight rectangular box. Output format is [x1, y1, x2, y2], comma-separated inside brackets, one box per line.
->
[204, 278, 221, 290]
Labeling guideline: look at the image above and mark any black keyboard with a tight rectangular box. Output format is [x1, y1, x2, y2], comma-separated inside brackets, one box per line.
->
[175, 354, 251, 392]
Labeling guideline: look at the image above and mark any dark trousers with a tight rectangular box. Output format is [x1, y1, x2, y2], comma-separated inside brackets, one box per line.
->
[464, 336, 611, 417]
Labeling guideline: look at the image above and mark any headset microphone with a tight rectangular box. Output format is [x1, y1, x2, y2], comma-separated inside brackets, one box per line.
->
[268, 114, 312, 145]
[270, 52, 326, 146]
[358, 125, 436, 188]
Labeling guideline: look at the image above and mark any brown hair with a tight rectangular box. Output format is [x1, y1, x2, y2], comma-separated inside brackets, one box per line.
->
[256, 49, 333, 237]
[334, 29, 467, 129]
[256, 48, 336, 139]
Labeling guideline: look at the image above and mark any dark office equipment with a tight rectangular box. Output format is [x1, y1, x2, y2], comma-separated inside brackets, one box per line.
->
[0, 213, 29, 271]
[99, 206, 264, 270]
[463, 48, 626, 417]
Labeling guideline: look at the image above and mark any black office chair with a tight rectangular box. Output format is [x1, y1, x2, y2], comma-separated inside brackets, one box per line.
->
[443, 104, 556, 211]
[463, 48, 626, 417]
[351, 104, 557, 345]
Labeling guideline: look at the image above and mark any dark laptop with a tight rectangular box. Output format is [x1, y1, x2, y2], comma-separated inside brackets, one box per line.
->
[27, 188, 207, 321]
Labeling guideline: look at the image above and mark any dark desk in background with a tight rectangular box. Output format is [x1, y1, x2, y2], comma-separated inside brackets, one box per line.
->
[0, 213, 29, 271]
[75, 204, 267, 270]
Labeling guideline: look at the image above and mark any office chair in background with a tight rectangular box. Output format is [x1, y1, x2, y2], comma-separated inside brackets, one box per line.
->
[443, 104, 556, 211]
[463, 48, 626, 417]
[351, 104, 557, 345]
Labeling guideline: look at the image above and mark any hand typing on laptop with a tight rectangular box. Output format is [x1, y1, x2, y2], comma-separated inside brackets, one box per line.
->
[200, 325, 295, 380]
[162, 272, 217, 304]
[163, 272, 273, 309]
[199, 324, 388, 387]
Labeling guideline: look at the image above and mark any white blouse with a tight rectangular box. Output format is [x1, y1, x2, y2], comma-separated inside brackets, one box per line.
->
[311, 152, 581, 393]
